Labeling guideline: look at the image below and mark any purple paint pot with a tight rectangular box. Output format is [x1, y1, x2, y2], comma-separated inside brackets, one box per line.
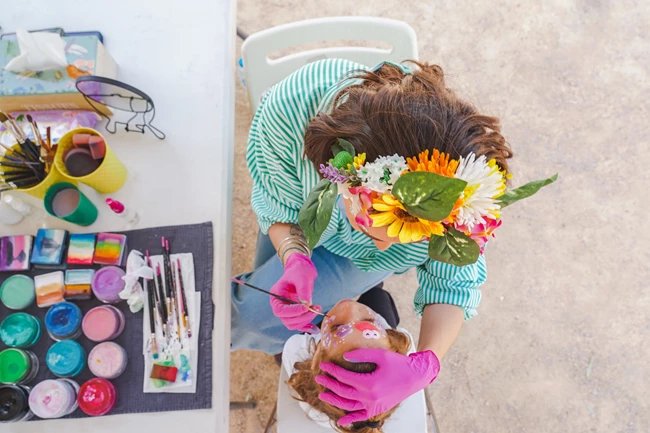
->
[91, 266, 125, 304]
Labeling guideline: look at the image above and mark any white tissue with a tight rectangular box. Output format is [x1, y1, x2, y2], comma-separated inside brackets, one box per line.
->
[5, 29, 68, 73]
[120, 250, 154, 313]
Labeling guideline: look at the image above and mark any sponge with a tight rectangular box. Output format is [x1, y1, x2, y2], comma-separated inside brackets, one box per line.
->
[88, 136, 106, 160]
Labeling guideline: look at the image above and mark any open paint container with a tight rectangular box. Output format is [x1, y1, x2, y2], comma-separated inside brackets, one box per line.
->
[82, 305, 125, 342]
[0, 275, 35, 310]
[45, 302, 83, 340]
[88, 342, 128, 379]
[44, 182, 98, 226]
[0, 384, 33, 422]
[78, 378, 117, 416]
[46, 340, 86, 378]
[28, 379, 79, 419]
[0, 313, 41, 349]
[54, 128, 126, 194]
[91, 266, 126, 303]
[0, 348, 39, 384]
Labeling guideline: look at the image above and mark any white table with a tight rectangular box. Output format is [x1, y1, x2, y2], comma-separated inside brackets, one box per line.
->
[0, 1, 235, 431]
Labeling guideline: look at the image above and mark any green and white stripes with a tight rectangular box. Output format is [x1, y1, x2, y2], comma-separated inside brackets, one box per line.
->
[246, 58, 487, 318]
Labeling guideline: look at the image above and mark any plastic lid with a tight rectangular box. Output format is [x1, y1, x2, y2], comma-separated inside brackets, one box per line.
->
[105, 198, 125, 214]
[0, 313, 40, 348]
[0, 385, 29, 422]
[78, 378, 116, 416]
[0, 349, 30, 383]
[46, 341, 85, 377]
[45, 302, 83, 339]
[82, 306, 120, 342]
[91, 266, 125, 302]
[28, 379, 74, 419]
[0, 275, 35, 310]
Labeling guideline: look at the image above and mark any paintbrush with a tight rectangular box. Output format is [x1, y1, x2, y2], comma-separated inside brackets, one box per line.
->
[176, 259, 190, 338]
[157, 263, 172, 331]
[145, 278, 159, 359]
[164, 239, 181, 338]
[0, 112, 40, 162]
[146, 250, 167, 340]
[230, 278, 329, 318]
[25, 115, 46, 148]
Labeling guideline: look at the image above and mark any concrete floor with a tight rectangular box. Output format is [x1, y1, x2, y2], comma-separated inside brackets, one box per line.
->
[230, 2, 650, 432]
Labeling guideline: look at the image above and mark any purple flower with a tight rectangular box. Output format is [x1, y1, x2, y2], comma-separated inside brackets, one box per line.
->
[319, 163, 348, 183]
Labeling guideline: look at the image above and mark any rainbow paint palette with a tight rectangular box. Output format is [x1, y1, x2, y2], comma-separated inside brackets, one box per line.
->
[67, 234, 96, 265]
[93, 233, 127, 266]
[35, 271, 65, 308]
[0, 236, 33, 272]
[31, 229, 68, 269]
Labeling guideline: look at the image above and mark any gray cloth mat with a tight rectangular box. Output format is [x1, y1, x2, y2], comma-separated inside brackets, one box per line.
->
[0, 221, 214, 419]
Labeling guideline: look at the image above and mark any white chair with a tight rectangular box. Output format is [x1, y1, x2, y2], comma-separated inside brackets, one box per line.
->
[276, 366, 428, 433]
[241, 16, 419, 110]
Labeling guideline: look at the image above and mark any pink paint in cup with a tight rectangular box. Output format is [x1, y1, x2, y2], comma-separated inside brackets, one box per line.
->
[91, 266, 125, 304]
[87, 342, 128, 379]
[82, 306, 125, 343]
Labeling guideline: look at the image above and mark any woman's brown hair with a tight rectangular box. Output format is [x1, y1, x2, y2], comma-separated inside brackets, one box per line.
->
[304, 61, 513, 173]
[287, 329, 411, 433]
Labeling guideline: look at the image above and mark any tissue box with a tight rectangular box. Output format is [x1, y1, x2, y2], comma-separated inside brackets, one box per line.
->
[0, 34, 117, 114]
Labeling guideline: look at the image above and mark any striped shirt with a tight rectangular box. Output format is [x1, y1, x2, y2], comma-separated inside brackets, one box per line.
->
[246, 58, 487, 319]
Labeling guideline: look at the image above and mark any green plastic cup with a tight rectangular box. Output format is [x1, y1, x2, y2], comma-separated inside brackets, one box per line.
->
[44, 182, 98, 226]
[0, 313, 41, 348]
[0, 348, 39, 384]
[0, 275, 35, 310]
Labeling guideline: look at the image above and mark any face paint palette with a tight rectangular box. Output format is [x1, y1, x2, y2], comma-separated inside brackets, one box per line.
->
[77, 378, 117, 416]
[64, 269, 95, 300]
[88, 342, 128, 379]
[67, 233, 96, 265]
[93, 233, 127, 266]
[30, 229, 68, 269]
[34, 271, 65, 308]
[0, 275, 35, 310]
[0, 235, 33, 271]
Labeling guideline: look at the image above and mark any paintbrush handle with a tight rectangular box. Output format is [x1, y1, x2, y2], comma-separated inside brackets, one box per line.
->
[230, 278, 328, 317]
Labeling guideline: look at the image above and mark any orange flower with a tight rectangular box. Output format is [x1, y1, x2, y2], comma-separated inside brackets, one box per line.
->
[444, 196, 465, 224]
[406, 149, 459, 177]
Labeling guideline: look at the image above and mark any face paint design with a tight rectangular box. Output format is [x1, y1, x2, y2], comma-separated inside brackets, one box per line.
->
[334, 324, 353, 339]
[355, 322, 381, 340]
[322, 331, 332, 348]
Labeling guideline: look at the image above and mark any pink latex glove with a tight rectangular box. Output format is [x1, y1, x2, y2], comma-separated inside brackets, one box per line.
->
[270, 253, 321, 333]
[316, 349, 440, 426]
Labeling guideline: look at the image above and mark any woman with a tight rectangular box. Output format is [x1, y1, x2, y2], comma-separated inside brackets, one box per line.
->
[231, 58, 554, 425]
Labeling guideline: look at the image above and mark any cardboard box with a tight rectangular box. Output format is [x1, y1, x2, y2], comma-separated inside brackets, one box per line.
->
[0, 35, 117, 114]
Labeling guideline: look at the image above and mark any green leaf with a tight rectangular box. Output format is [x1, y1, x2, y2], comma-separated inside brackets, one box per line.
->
[298, 179, 339, 249]
[428, 227, 481, 266]
[332, 138, 356, 157]
[392, 172, 467, 221]
[332, 151, 353, 169]
[498, 174, 558, 208]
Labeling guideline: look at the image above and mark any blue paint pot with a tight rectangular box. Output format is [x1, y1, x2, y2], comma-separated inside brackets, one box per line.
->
[44, 302, 83, 341]
[46, 340, 86, 378]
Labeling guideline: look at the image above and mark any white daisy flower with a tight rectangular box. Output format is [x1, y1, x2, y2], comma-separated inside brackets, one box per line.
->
[454, 153, 506, 229]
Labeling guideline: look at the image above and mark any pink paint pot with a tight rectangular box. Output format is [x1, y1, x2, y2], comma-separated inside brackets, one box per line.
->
[78, 378, 116, 417]
[28, 378, 79, 419]
[91, 266, 125, 304]
[87, 342, 127, 380]
[82, 306, 125, 343]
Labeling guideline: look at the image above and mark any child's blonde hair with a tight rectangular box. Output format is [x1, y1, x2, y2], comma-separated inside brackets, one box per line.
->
[286, 329, 411, 433]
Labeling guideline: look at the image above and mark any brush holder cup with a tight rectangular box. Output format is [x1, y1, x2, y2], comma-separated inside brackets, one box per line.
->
[54, 128, 126, 193]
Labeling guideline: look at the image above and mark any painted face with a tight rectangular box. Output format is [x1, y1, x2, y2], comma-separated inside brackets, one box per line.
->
[318, 300, 389, 357]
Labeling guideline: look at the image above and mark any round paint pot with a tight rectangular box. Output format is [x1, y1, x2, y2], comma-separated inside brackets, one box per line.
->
[45, 301, 83, 341]
[28, 378, 79, 419]
[0, 275, 35, 310]
[64, 147, 100, 177]
[78, 378, 116, 417]
[82, 305, 125, 342]
[91, 266, 126, 304]
[88, 342, 128, 379]
[0, 384, 33, 423]
[46, 340, 86, 378]
[0, 313, 41, 348]
[0, 348, 39, 384]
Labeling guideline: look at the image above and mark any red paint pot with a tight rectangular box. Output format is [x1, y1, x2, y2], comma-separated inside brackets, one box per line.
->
[77, 378, 116, 417]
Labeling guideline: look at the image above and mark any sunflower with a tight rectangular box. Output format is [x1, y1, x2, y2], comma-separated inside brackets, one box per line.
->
[352, 153, 367, 170]
[406, 149, 459, 177]
[370, 195, 444, 243]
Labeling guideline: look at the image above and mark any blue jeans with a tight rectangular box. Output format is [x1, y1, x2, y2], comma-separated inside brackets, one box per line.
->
[231, 232, 392, 354]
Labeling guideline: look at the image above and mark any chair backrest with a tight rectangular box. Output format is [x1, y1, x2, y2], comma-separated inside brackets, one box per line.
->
[277, 365, 428, 433]
[241, 17, 418, 110]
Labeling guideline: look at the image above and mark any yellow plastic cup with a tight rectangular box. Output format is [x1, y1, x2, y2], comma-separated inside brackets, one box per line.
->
[0, 144, 75, 200]
[54, 128, 127, 194]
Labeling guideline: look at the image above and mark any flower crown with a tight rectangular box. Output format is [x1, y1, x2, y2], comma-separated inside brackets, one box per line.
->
[298, 139, 557, 266]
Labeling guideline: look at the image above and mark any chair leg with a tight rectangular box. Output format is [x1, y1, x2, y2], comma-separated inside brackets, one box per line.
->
[230, 401, 257, 410]
[425, 390, 441, 433]
[264, 401, 278, 433]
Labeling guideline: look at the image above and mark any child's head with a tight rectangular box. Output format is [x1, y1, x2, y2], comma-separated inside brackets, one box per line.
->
[287, 300, 411, 432]
[304, 61, 513, 250]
